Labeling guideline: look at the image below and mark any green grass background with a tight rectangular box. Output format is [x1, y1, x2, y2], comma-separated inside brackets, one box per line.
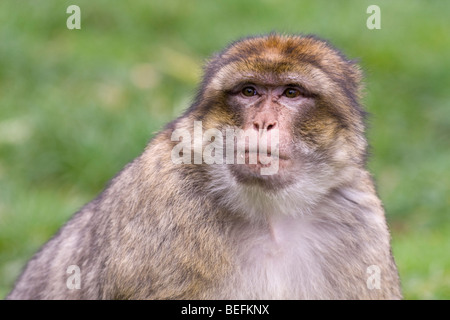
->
[0, 0, 449, 299]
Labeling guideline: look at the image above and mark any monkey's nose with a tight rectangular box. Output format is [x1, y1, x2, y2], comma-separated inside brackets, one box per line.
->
[253, 120, 277, 132]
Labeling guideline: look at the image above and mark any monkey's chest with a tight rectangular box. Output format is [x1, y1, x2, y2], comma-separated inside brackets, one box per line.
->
[231, 217, 335, 299]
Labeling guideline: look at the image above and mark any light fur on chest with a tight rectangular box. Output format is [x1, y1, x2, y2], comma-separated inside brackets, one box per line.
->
[230, 214, 335, 299]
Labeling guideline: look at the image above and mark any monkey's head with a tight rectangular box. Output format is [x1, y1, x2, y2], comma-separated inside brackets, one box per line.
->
[173, 34, 368, 218]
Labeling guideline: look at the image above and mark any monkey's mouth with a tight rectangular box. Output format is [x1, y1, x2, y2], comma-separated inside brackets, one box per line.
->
[242, 151, 288, 166]
[229, 150, 291, 178]
[228, 151, 293, 189]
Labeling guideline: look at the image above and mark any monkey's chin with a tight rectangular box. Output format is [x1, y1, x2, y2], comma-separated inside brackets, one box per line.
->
[228, 155, 293, 190]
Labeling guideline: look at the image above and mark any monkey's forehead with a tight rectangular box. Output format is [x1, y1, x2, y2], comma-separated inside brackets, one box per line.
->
[208, 63, 332, 96]
[203, 34, 361, 96]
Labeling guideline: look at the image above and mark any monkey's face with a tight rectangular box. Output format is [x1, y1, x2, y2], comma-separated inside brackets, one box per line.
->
[191, 34, 367, 193]
[222, 82, 315, 189]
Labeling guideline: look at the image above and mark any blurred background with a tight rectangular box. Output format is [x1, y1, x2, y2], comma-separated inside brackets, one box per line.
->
[0, 0, 449, 299]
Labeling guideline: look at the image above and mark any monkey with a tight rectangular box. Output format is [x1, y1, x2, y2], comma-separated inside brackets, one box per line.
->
[7, 33, 402, 300]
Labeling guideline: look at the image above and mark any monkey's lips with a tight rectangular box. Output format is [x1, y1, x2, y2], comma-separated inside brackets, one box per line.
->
[233, 150, 290, 173]
[242, 151, 287, 166]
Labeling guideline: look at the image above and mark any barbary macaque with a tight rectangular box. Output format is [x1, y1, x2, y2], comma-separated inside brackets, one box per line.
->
[8, 33, 402, 299]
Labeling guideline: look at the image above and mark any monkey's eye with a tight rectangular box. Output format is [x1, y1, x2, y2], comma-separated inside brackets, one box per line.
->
[241, 86, 257, 97]
[283, 88, 301, 98]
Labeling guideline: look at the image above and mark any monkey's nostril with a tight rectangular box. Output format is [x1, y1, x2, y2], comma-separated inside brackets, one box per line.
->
[267, 122, 277, 131]
[253, 122, 260, 131]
